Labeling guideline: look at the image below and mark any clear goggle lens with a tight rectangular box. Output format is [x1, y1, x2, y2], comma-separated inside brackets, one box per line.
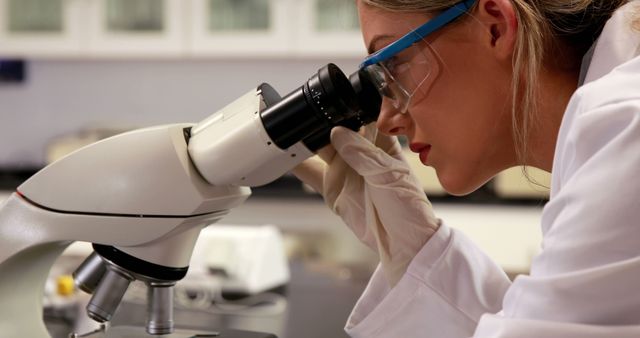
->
[362, 42, 433, 114]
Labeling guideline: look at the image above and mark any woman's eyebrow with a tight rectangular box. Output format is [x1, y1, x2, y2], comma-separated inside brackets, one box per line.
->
[367, 34, 395, 54]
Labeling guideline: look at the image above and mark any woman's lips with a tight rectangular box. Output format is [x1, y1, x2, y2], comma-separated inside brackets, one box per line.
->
[409, 143, 432, 164]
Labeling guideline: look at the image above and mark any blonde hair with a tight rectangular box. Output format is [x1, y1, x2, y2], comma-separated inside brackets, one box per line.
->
[362, 0, 631, 165]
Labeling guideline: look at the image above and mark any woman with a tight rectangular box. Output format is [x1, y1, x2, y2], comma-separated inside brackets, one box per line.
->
[294, 0, 640, 337]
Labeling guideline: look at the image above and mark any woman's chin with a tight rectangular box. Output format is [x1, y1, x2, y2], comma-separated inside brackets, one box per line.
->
[436, 170, 489, 197]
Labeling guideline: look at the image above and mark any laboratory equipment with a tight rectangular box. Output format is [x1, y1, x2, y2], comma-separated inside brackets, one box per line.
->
[0, 64, 380, 338]
[186, 224, 290, 296]
[0, 59, 25, 83]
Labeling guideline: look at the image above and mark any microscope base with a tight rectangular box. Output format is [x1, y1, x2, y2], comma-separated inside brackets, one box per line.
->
[78, 325, 276, 338]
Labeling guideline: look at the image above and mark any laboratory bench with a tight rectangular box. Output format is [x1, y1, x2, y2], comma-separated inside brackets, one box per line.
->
[106, 260, 370, 338]
[43, 258, 369, 338]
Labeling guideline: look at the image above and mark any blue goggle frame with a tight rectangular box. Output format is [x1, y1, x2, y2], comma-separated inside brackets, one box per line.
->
[360, 0, 477, 69]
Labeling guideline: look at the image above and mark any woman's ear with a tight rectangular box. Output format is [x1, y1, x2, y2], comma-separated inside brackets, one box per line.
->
[474, 0, 518, 61]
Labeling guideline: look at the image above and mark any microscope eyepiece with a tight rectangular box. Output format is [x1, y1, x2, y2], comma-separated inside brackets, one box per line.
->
[259, 63, 380, 151]
[300, 67, 383, 152]
[349, 68, 383, 125]
[309, 63, 359, 125]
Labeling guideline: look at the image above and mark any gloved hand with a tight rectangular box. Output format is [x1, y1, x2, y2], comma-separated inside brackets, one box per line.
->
[292, 124, 440, 287]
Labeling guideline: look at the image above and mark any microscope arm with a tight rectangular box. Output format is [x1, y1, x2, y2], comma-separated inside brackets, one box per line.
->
[0, 122, 250, 338]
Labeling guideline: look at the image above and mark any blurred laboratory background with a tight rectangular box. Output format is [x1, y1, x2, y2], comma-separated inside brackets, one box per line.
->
[0, 1, 549, 338]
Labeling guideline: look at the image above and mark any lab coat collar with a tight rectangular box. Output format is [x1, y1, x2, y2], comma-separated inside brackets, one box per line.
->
[583, 2, 640, 84]
[550, 2, 640, 199]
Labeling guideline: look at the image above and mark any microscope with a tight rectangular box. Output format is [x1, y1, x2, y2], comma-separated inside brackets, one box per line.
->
[0, 64, 381, 338]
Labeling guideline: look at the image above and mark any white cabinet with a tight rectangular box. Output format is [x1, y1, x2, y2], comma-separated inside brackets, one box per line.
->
[295, 0, 365, 57]
[86, 0, 185, 57]
[0, 0, 87, 57]
[188, 0, 365, 58]
[188, 0, 292, 57]
[0, 0, 366, 58]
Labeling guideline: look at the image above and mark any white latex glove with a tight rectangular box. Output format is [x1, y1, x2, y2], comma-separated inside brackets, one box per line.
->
[293, 124, 440, 286]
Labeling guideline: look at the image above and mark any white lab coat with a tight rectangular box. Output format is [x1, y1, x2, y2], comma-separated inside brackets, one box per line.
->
[345, 3, 640, 337]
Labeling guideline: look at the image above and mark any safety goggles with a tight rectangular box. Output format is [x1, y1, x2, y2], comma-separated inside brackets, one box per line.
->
[360, 0, 476, 113]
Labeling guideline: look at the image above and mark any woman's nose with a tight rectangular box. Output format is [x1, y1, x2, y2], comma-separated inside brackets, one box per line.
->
[376, 99, 409, 136]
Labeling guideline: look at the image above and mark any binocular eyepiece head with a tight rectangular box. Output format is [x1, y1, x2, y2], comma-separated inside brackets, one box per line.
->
[259, 63, 382, 152]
